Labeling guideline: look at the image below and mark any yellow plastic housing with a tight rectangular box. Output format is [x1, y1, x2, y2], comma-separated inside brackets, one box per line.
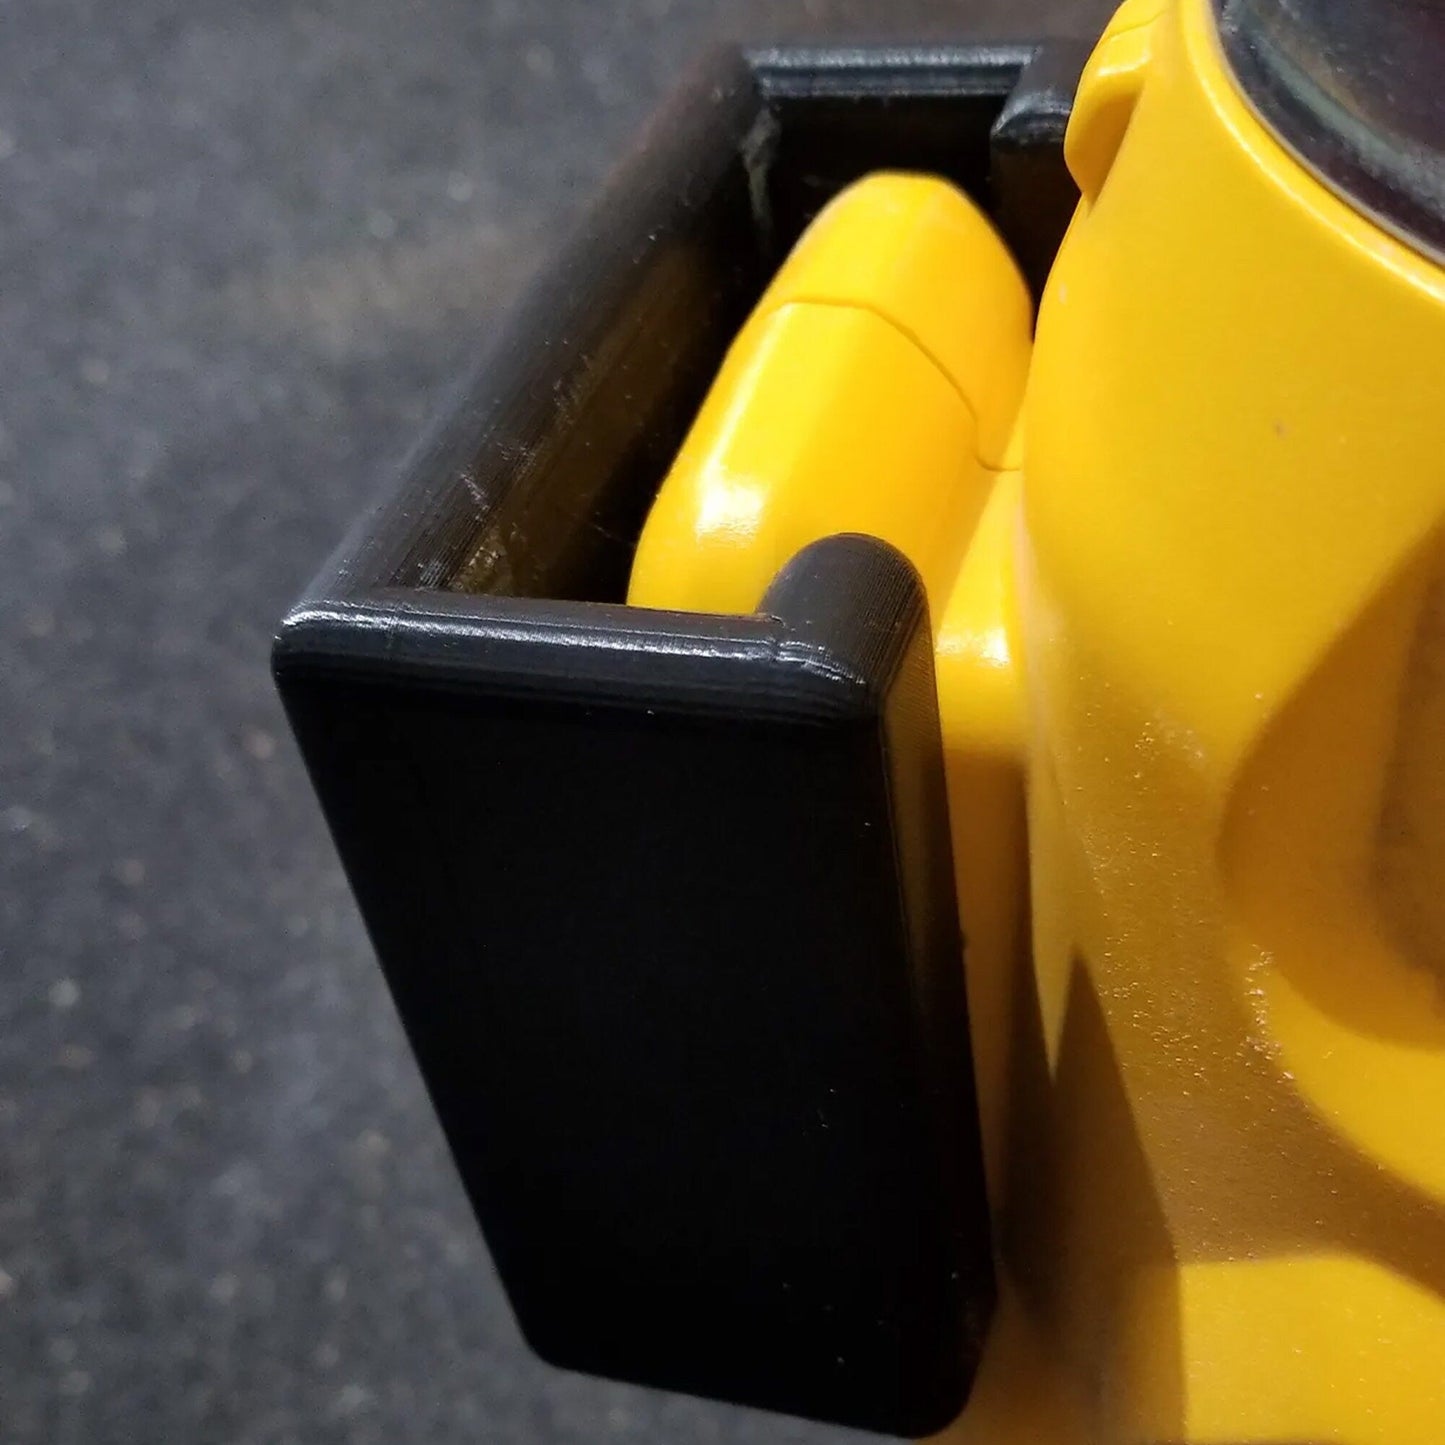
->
[629, 0, 1445, 1438]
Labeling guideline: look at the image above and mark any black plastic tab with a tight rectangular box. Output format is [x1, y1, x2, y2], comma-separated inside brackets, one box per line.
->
[988, 40, 1089, 300]
[275, 41, 1080, 1437]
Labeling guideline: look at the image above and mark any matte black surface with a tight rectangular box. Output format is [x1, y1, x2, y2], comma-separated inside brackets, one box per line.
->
[279, 536, 991, 1436]
[2, 2, 1111, 1442]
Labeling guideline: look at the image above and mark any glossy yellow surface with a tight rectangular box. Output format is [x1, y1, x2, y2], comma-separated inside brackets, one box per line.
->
[627, 173, 1031, 616]
[977, 0, 1445, 1436]
[630, 0, 1445, 1437]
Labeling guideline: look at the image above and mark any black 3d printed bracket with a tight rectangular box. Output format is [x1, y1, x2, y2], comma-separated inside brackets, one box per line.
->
[275, 41, 1084, 1436]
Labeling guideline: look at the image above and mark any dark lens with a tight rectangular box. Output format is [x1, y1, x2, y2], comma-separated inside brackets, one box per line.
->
[1214, 0, 1445, 260]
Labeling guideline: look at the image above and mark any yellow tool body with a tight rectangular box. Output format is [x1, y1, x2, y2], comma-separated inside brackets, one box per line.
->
[628, 0, 1445, 1437]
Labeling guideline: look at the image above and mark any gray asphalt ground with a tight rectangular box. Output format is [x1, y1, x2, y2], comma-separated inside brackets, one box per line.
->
[1, 1, 1112, 1440]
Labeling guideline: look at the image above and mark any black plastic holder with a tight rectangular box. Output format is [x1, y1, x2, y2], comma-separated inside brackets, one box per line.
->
[275, 41, 1082, 1437]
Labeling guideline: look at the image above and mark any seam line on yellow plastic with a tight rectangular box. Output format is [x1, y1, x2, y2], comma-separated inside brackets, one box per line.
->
[774, 294, 989, 462]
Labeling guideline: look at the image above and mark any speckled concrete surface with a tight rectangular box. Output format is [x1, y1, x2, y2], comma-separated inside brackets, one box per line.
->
[0, 1, 1112, 1441]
